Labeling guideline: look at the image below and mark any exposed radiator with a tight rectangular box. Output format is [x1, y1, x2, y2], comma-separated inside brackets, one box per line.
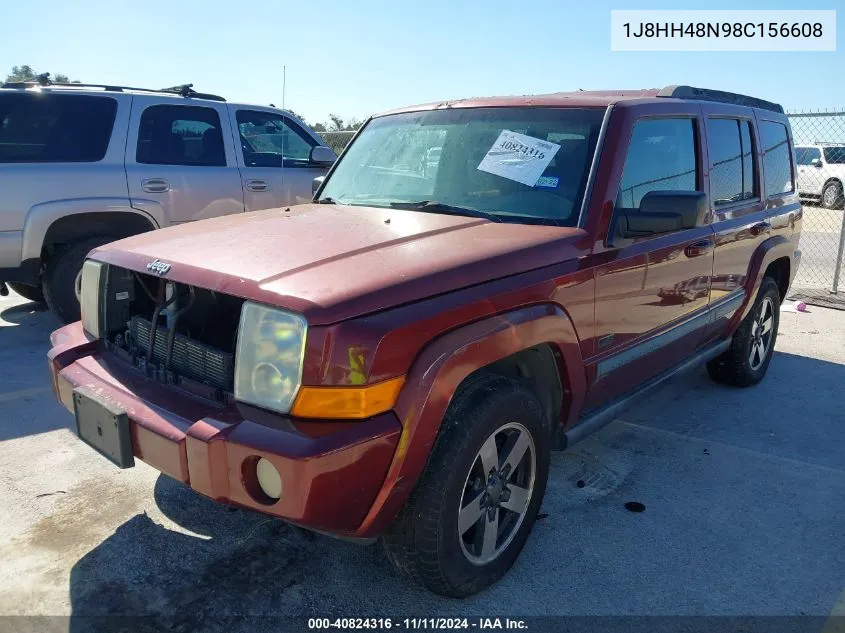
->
[129, 316, 234, 392]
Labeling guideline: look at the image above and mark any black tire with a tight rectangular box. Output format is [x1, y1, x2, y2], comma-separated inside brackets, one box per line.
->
[383, 374, 551, 597]
[7, 282, 45, 304]
[707, 277, 780, 387]
[822, 180, 844, 210]
[43, 237, 112, 324]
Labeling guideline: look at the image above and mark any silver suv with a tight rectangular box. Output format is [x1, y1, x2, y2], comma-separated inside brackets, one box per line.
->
[795, 143, 845, 209]
[0, 80, 336, 322]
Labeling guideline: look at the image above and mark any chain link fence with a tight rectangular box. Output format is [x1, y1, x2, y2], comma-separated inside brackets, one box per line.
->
[787, 111, 845, 309]
[318, 130, 356, 156]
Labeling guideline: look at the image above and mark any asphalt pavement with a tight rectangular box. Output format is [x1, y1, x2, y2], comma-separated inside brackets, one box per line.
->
[1, 288, 844, 631]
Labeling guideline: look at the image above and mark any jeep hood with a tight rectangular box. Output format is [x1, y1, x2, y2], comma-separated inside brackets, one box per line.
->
[92, 204, 586, 325]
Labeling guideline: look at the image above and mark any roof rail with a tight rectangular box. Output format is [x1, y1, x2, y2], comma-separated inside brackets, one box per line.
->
[657, 85, 783, 114]
[0, 75, 226, 102]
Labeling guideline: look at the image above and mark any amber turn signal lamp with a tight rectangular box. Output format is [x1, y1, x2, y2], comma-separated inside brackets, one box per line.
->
[290, 376, 405, 419]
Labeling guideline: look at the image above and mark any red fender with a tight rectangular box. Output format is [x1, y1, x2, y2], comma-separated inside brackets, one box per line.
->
[355, 303, 584, 537]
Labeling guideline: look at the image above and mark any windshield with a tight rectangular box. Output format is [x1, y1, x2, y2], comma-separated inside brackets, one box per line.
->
[319, 107, 606, 226]
[823, 146, 845, 164]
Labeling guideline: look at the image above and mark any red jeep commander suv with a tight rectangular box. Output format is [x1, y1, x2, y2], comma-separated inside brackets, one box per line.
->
[49, 85, 801, 596]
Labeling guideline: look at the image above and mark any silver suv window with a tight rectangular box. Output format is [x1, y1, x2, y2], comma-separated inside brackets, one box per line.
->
[796, 147, 821, 165]
[823, 146, 845, 164]
[236, 110, 316, 168]
[0, 92, 117, 163]
[136, 105, 226, 167]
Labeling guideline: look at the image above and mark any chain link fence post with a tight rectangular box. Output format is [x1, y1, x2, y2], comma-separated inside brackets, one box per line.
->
[832, 206, 845, 294]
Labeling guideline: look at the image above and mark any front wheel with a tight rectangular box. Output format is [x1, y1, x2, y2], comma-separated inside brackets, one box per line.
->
[707, 277, 780, 387]
[383, 374, 550, 597]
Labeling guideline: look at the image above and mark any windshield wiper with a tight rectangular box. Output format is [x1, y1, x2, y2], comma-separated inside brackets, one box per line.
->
[388, 200, 500, 222]
[315, 197, 338, 204]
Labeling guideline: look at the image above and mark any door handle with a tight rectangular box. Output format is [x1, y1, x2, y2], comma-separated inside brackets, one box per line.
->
[245, 179, 268, 192]
[141, 178, 170, 193]
[684, 240, 713, 258]
[750, 221, 771, 236]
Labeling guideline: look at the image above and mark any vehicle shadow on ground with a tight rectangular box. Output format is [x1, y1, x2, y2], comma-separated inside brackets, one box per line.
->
[0, 299, 52, 326]
[66, 351, 845, 629]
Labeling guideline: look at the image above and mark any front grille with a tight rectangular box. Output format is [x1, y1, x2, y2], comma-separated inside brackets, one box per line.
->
[129, 316, 234, 392]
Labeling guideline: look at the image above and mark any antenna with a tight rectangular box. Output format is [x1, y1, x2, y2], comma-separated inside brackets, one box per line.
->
[282, 65, 286, 111]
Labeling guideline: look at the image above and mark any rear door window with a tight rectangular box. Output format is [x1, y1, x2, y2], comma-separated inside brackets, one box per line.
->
[136, 105, 226, 166]
[0, 92, 117, 162]
[706, 118, 757, 206]
[759, 121, 794, 196]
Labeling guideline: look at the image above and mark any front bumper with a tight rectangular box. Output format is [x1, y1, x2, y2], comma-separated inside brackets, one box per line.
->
[48, 323, 402, 536]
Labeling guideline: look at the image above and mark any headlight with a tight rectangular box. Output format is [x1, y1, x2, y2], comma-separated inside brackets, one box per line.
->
[234, 302, 307, 414]
[80, 259, 104, 338]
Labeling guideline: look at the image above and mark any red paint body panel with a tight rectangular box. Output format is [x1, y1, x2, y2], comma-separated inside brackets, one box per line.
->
[90, 205, 584, 327]
[358, 304, 585, 537]
[49, 91, 801, 539]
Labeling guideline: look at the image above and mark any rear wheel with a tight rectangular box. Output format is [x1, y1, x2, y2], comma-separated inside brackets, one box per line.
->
[7, 282, 45, 304]
[43, 237, 113, 324]
[822, 180, 844, 210]
[383, 374, 550, 597]
[707, 277, 780, 387]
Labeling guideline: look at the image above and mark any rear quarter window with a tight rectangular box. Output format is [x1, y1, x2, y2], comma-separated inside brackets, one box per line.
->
[0, 92, 117, 163]
[759, 121, 794, 196]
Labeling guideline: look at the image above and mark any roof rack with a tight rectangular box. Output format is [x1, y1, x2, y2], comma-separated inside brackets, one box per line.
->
[657, 85, 783, 114]
[0, 74, 226, 102]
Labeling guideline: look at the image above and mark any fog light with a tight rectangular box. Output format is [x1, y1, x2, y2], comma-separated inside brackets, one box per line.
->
[256, 458, 283, 500]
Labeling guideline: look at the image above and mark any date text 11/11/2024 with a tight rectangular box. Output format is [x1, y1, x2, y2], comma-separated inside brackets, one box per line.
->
[307, 618, 529, 630]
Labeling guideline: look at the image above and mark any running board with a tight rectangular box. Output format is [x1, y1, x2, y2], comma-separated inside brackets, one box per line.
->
[562, 338, 732, 448]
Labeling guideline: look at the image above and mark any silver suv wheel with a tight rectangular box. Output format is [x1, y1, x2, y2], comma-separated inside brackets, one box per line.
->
[458, 422, 536, 565]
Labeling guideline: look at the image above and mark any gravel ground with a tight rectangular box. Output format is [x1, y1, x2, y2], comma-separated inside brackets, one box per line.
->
[1, 288, 844, 631]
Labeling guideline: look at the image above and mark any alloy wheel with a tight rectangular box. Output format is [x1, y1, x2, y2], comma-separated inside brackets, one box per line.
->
[458, 422, 536, 565]
[749, 296, 775, 370]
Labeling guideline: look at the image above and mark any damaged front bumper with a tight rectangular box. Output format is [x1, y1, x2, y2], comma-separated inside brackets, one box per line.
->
[48, 322, 401, 538]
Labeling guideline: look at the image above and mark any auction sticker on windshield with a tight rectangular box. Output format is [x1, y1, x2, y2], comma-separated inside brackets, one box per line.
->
[477, 130, 560, 187]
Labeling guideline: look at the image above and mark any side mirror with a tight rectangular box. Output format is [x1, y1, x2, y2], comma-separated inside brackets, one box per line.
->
[612, 191, 708, 242]
[811, 157, 823, 168]
[312, 176, 325, 196]
[309, 145, 336, 167]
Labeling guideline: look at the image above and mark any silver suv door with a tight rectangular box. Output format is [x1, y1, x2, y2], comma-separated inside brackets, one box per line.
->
[125, 96, 244, 225]
[227, 105, 333, 211]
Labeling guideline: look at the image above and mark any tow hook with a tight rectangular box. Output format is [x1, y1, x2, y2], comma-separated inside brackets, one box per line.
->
[0, 282, 8, 297]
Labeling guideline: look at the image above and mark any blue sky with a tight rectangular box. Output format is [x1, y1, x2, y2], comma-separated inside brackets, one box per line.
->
[1, 0, 841, 125]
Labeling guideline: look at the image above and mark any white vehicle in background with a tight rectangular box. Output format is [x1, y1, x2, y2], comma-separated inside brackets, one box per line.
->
[0, 76, 336, 322]
[795, 144, 845, 209]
